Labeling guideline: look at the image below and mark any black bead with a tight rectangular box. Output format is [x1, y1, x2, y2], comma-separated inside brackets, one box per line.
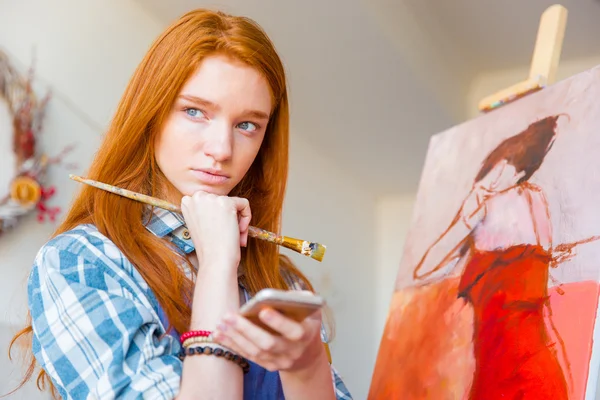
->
[214, 348, 224, 356]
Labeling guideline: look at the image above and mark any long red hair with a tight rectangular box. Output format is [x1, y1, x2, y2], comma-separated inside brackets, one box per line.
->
[8, 9, 312, 398]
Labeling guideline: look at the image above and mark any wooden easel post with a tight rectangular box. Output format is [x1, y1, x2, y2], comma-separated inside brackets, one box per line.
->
[478, 4, 568, 113]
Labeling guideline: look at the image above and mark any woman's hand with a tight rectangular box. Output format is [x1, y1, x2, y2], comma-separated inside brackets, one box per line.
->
[212, 306, 324, 373]
[181, 191, 252, 270]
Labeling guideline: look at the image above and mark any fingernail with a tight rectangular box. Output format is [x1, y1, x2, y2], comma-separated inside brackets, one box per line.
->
[223, 314, 235, 325]
[260, 309, 273, 321]
[217, 323, 228, 332]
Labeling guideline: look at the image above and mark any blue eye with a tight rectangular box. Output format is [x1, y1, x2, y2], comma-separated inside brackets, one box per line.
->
[185, 108, 204, 119]
[238, 121, 258, 132]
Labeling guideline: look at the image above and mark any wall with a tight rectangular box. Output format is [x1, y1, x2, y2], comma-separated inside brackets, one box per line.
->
[363, 0, 472, 123]
[466, 55, 600, 119]
[0, 1, 162, 398]
[0, 0, 378, 398]
[373, 196, 415, 342]
[283, 135, 378, 398]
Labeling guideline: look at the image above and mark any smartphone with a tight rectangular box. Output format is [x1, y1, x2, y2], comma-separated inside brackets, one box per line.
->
[240, 289, 324, 334]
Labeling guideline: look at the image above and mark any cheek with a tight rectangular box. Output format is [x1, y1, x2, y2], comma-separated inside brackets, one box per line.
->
[155, 119, 189, 172]
[235, 137, 263, 175]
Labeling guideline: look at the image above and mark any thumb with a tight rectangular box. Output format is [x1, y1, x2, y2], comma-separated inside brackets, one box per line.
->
[229, 197, 251, 246]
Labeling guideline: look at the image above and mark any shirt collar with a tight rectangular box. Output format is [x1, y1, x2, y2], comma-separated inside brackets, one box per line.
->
[143, 207, 195, 254]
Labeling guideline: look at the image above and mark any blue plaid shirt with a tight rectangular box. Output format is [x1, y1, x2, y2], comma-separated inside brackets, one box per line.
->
[28, 207, 352, 399]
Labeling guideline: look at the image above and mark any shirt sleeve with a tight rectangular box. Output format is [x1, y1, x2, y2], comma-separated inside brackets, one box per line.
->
[28, 240, 182, 400]
[330, 365, 354, 400]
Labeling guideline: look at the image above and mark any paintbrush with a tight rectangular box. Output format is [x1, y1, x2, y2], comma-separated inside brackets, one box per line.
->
[69, 174, 326, 262]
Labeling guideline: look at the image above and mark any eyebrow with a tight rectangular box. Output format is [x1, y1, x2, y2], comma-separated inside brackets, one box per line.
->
[178, 94, 270, 120]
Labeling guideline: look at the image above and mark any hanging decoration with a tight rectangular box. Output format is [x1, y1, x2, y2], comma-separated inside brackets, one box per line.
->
[0, 49, 71, 235]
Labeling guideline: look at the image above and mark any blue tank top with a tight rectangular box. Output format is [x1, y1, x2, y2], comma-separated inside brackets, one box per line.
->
[157, 303, 285, 399]
[243, 360, 285, 400]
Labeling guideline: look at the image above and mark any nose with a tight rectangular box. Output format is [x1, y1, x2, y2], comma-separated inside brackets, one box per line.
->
[203, 122, 233, 162]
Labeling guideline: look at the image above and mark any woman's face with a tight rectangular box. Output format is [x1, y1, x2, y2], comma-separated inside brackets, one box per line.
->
[477, 160, 525, 193]
[155, 54, 272, 201]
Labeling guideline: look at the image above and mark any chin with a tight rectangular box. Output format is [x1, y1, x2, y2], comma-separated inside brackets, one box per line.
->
[180, 183, 231, 197]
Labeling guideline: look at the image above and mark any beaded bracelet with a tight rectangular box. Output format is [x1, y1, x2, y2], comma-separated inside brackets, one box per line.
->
[182, 335, 213, 348]
[180, 330, 211, 344]
[179, 345, 250, 374]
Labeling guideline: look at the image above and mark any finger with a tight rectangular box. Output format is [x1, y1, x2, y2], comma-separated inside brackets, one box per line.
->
[229, 197, 251, 224]
[258, 308, 305, 341]
[223, 313, 284, 353]
[213, 319, 269, 361]
[237, 214, 249, 247]
[180, 195, 193, 213]
[211, 332, 256, 366]
[192, 189, 212, 199]
[181, 191, 210, 213]
[304, 308, 322, 322]
[212, 334, 282, 373]
[230, 197, 251, 246]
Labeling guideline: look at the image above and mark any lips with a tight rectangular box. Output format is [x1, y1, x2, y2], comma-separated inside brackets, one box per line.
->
[190, 168, 230, 184]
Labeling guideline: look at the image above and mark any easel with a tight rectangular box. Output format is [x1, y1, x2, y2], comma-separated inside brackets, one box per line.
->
[478, 5, 568, 113]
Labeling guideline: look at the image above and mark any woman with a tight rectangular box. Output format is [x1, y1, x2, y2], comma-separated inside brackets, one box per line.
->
[10, 9, 351, 400]
[412, 114, 581, 399]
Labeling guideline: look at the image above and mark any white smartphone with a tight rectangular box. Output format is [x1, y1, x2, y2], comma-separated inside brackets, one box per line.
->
[240, 289, 324, 334]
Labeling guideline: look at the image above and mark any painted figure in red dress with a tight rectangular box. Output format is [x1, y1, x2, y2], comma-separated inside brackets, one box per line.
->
[412, 114, 599, 399]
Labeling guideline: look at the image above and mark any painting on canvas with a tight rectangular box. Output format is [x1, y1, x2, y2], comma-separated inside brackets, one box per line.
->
[369, 66, 600, 400]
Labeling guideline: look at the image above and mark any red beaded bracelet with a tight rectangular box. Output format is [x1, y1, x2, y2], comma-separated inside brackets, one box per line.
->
[180, 330, 211, 344]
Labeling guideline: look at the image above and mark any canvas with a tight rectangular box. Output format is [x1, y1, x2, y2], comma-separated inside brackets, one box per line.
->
[369, 65, 600, 400]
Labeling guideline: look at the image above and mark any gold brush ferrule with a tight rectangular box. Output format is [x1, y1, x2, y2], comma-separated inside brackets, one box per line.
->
[280, 236, 313, 256]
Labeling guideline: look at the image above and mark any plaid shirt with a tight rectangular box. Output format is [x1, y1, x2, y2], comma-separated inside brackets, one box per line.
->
[28, 207, 353, 399]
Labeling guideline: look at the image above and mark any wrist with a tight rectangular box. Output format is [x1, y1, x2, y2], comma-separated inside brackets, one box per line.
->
[197, 260, 239, 277]
[280, 354, 330, 390]
[190, 270, 240, 331]
[278, 338, 335, 400]
[285, 337, 329, 378]
[196, 253, 240, 277]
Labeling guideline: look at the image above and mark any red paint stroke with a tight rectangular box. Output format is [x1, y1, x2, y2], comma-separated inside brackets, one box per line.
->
[548, 281, 600, 400]
[457, 245, 568, 399]
[368, 278, 599, 400]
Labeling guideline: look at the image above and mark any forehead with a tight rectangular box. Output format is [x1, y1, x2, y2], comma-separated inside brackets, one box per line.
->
[180, 54, 272, 113]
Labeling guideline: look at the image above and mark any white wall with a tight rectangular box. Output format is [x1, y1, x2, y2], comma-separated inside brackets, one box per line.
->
[466, 55, 600, 119]
[363, 0, 472, 123]
[373, 196, 415, 343]
[283, 136, 378, 398]
[0, 0, 378, 398]
[0, 1, 162, 398]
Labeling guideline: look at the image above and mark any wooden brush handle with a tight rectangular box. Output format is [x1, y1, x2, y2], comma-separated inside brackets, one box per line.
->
[69, 174, 286, 244]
